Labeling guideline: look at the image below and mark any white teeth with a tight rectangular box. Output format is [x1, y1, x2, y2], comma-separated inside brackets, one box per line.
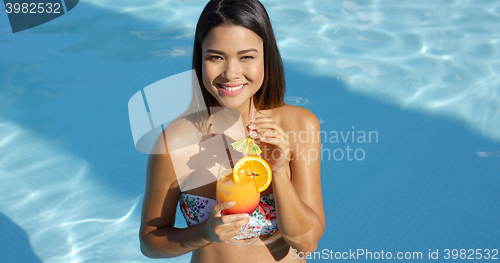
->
[221, 84, 244, 92]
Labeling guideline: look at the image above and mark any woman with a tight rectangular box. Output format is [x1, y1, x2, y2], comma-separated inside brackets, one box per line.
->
[139, 0, 325, 262]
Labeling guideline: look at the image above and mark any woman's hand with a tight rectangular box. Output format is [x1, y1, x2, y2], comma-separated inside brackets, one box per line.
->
[202, 202, 250, 243]
[248, 117, 291, 174]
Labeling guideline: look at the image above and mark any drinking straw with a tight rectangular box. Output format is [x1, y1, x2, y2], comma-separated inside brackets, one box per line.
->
[231, 108, 262, 155]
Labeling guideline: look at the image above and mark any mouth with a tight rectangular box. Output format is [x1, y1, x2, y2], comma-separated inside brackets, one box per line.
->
[216, 83, 247, 96]
[217, 83, 245, 92]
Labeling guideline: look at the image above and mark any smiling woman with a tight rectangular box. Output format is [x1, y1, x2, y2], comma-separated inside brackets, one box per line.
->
[201, 25, 265, 111]
[139, 0, 325, 262]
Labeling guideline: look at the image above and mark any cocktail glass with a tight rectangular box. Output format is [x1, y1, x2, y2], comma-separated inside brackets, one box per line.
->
[216, 160, 260, 245]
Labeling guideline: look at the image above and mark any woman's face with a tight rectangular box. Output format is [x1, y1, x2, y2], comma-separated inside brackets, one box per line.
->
[201, 24, 265, 110]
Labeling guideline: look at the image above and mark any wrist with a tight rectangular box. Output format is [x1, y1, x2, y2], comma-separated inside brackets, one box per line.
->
[272, 166, 289, 179]
[198, 220, 214, 244]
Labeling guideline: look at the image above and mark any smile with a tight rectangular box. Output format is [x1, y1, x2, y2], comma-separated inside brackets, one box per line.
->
[219, 84, 245, 92]
[216, 83, 246, 96]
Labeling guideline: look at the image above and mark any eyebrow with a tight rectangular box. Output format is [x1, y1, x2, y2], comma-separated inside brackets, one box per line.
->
[204, 48, 259, 55]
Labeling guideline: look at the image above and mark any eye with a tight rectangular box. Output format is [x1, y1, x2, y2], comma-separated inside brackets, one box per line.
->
[241, 56, 254, 61]
[207, 55, 223, 61]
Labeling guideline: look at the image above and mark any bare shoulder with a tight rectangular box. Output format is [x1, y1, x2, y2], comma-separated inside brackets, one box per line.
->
[272, 105, 320, 133]
[162, 116, 207, 150]
[164, 116, 203, 137]
[147, 116, 202, 175]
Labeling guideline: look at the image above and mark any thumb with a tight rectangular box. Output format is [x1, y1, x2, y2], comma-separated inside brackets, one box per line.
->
[212, 201, 235, 217]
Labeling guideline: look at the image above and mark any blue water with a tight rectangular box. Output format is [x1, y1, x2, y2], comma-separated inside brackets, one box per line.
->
[1, 0, 499, 262]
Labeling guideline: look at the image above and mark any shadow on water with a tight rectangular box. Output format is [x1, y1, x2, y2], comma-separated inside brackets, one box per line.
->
[0, 213, 41, 263]
[285, 67, 500, 259]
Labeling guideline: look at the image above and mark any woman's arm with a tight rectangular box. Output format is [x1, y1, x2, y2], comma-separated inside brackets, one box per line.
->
[139, 141, 251, 258]
[250, 106, 325, 253]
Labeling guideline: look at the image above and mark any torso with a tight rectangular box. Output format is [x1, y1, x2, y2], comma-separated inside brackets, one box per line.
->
[191, 233, 306, 263]
[180, 105, 306, 263]
[182, 106, 293, 198]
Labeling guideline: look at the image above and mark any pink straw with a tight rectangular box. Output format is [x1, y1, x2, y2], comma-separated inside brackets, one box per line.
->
[248, 108, 255, 135]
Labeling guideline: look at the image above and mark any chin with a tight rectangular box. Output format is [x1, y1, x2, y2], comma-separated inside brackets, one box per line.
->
[213, 91, 253, 110]
[216, 99, 246, 109]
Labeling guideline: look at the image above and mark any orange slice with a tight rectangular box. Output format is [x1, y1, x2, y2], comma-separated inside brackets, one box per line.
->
[233, 156, 272, 192]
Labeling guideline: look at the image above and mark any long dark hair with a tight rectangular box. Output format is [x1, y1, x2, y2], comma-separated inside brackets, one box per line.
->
[192, 0, 286, 111]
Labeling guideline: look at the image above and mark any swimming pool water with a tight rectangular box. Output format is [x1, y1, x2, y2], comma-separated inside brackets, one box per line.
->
[0, 0, 499, 262]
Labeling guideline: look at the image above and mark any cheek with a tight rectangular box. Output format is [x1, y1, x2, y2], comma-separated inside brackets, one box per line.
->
[249, 60, 265, 84]
[202, 62, 216, 88]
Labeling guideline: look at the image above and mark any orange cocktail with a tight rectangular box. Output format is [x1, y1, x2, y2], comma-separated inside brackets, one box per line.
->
[216, 172, 260, 215]
[216, 157, 272, 245]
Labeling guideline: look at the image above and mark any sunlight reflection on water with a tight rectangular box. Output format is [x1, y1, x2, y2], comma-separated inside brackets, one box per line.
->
[0, 122, 189, 262]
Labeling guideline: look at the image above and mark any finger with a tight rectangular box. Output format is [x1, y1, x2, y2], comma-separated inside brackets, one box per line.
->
[212, 201, 235, 217]
[221, 213, 250, 224]
[249, 117, 275, 123]
[254, 130, 288, 142]
[258, 136, 287, 149]
[218, 227, 243, 242]
[214, 217, 250, 240]
[250, 123, 287, 138]
[256, 131, 289, 149]
[249, 119, 281, 130]
[225, 229, 242, 241]
[216, 216, 249, 230]
[226, 219, 250, 233]
[250, 125, 288, 140]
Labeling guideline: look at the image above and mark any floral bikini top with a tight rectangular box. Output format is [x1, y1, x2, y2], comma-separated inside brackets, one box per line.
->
[179, 192, 279, 237]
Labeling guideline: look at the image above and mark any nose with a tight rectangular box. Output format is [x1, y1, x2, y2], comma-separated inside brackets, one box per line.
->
[221, 59, 242, 80]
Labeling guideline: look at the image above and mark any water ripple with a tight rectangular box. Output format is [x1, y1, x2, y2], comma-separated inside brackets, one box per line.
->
[285, 96, 311, 106]
[0, 122, 190, 262]
[272, 0, 500, 142]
